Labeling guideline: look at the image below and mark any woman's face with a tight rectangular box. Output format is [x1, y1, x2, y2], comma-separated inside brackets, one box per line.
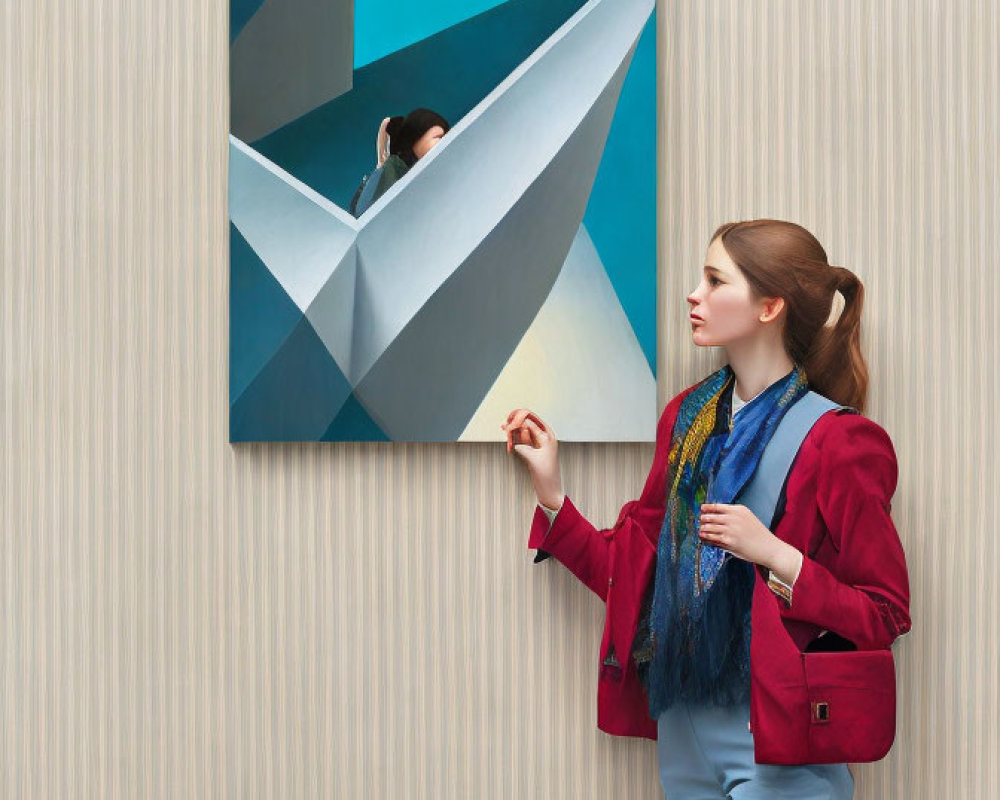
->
[412, 125, 446, 159]
[686, 237, 775, 347]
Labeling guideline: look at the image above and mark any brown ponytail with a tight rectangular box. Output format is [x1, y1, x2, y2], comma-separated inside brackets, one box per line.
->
[710, 220, 870, 413]
[807, 266, 869, 413]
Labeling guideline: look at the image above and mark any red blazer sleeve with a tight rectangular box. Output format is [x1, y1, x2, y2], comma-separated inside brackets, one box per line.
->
[526, 389, 691, 601]
[780, 414, 912, 649]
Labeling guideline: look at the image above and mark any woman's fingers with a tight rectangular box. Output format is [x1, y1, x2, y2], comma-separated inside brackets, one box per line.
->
[501, 409, 553, 452]
[523, 411, 547, 432]
[511, 426, 533, 449]
[699, 506, 730, 524]
[698, 523, 728, 543]
[502, 408, 547, 432]
[503, 409, 528, 450]
[518, 418, 541, 447]
[508, 423, 536, 452]
[501, 408, 529, 438]
[509, 420, 542, 450]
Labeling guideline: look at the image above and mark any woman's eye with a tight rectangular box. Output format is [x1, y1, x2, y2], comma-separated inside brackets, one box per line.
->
[708, 277, 722, 287]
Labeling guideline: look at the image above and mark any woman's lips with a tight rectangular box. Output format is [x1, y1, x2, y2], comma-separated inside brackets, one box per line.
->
[689, 313, 704, 324]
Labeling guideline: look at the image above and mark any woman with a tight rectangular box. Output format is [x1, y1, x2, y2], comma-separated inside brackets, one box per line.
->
[502, 219, 911, 798]
[349, 108, 450, 217]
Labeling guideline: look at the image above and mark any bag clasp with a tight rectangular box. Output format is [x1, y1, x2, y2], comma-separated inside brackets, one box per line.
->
[811, 701, 831, 724]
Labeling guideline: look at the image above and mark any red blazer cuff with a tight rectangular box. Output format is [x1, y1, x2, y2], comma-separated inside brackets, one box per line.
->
[779, 553, 828, 622]
[527, 495, 583, 555]
[527, 505, 551, 552]
[778, 555, 911, 648]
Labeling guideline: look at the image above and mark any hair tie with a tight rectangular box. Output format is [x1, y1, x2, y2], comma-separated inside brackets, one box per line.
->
[830, 265, 851, 293]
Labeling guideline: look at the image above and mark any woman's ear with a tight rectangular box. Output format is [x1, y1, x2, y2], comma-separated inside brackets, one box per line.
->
[758, 296, 785, 323]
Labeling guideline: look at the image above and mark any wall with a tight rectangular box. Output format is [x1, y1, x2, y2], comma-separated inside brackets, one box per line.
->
[2, 0, 996, 796]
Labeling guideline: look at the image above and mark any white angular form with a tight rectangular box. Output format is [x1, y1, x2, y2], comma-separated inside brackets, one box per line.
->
[229, 136, 357, 376]
[348, 0, 653, 438]
[459, 226, 656, 441]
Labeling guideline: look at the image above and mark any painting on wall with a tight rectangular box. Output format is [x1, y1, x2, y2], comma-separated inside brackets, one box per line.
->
[229, 0, 657, 442]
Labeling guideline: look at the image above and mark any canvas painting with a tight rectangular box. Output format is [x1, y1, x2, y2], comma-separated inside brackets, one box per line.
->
[229, 0, 657, 441]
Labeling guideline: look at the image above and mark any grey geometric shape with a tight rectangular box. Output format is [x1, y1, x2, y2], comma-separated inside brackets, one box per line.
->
[229, 135, 358, 313]
[304, 244, 358, 379]
[351, 41, 640, 440]
[230, 0, 353, 143]
[348, 0, 654, 386]
[459, 224, 656, 442]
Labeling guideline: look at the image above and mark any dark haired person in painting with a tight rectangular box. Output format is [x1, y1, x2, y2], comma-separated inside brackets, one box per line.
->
[349, 108, 450, 217]
[503, 219, 911, 798]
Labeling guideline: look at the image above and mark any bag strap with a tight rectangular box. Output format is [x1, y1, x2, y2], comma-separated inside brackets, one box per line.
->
[738, 391, 849, 529]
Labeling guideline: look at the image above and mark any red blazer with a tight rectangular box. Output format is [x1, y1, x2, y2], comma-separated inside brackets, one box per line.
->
[527, 384, 911, 763]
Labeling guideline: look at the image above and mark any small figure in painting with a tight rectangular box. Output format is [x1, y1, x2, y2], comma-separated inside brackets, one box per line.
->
[350, 108, 450, 217]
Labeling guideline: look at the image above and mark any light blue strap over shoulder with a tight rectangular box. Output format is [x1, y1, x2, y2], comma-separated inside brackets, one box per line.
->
[739, 391, 849, 530]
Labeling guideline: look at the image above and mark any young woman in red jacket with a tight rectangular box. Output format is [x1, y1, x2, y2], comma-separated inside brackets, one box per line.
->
[502, 219, 911, 799]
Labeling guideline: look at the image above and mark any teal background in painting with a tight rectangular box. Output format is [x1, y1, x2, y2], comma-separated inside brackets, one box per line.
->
[583, 14, 656, 372]
[354, 0, 508, 67]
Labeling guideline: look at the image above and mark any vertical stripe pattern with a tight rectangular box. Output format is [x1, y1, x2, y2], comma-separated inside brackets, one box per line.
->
[1, 0, 996, 797]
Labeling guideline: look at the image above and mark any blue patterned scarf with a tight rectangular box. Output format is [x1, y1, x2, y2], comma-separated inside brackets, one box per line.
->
[637, 365, 809, 716]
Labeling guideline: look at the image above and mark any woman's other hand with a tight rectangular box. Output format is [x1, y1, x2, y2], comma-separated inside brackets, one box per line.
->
[501, 409, 564, 511]
[698, 503, 803, 582]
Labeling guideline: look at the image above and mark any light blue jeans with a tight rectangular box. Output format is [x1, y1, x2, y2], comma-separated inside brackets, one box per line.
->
[657, 702, 854, 799]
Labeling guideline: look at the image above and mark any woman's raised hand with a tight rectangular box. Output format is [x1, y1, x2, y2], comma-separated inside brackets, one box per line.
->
[501, 408, 565, 511]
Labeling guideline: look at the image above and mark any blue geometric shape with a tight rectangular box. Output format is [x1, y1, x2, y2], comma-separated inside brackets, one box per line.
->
[251, 0, 587, 208]
[230, 0, 265, 44]
[229, 223, 302, 405]
[354, 0, 509, 68]
[230, 316, 353, 442]
[319, 393, 390, 441]
[583, 14, 656, 373]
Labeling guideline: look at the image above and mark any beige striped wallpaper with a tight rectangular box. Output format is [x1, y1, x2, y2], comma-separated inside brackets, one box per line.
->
[2, 0, 997, 797]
